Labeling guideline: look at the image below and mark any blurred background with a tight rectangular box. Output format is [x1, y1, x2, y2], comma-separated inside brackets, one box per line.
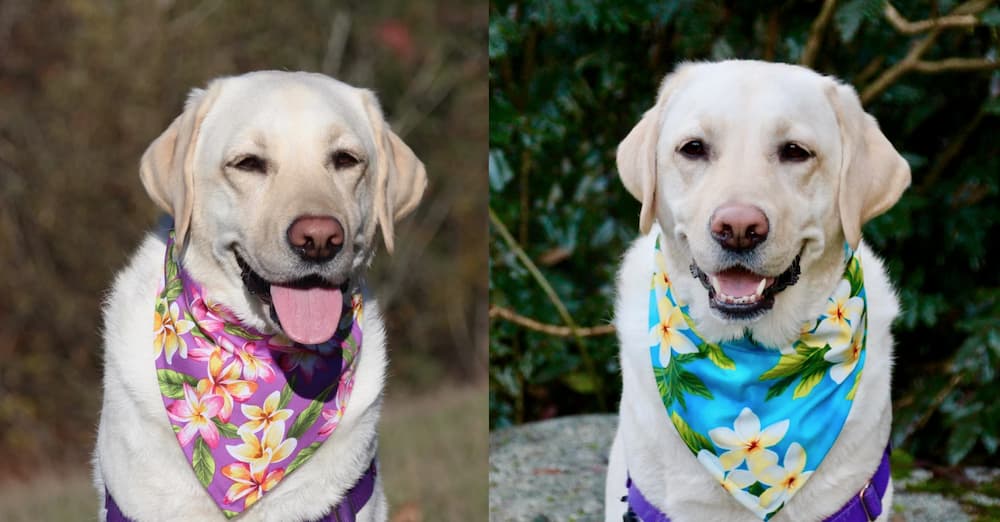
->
[0, 1, 487, 520]
[490, 0, 999, 475]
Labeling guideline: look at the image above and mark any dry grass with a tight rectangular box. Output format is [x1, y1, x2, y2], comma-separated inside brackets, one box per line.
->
[0, 382, 486, 522]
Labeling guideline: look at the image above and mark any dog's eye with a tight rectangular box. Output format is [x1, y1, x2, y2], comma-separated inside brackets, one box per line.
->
[779, 142, 813, 162]
[678, 140, 708, 160]
[231, 155, 267, 173]
[332, 151, 361, 170]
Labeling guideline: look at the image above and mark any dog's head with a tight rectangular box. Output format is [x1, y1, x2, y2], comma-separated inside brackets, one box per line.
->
[618, 61, 909, 345]
[140, 71, 426, 344]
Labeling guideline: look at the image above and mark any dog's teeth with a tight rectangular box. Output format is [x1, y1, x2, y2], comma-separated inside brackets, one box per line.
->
[710, 276, 722, 295]
[755, 278, 766, 296]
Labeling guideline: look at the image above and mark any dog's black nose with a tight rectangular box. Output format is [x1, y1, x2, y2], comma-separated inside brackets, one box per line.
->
[710, 203, 769, 252]
[286, 215, 344, 262]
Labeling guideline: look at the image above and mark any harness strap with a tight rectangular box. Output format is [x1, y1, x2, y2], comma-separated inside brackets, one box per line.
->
[626, 444, 890, 522]
[105, 459, 377, 522]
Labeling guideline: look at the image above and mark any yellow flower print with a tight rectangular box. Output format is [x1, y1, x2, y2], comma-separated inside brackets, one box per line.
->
[225, 421, 296, 476]
[757, 442, 813, 512]
[708, 407, 789, 473]
[648, 297, 698, 366]
[824, 317, 865, 384]
[221, 462, 284, 509]
[238, 390, 293, 436]
[802, 280, 862, 352]
[154, 298, 195, 363]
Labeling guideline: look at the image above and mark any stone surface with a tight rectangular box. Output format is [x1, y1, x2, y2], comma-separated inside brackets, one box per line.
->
[490, 415, 616, 522]
[490, 414, 991, 522]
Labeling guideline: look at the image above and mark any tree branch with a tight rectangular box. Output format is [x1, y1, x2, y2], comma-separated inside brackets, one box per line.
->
[912, 57, 1000, 73]
[861, 0, 995, 104]
[800, 0, 839, 68]
[489, 206, 606, 407]
[883, 2, 980, 34]
[490, 306, 616, 337]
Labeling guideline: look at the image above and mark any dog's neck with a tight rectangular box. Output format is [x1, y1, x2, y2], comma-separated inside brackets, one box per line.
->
[660, 230, 848, 348]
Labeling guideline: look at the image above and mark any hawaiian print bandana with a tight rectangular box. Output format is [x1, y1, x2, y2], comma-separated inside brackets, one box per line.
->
[648, 234, 867, 520]
[153, 231, 363, 519]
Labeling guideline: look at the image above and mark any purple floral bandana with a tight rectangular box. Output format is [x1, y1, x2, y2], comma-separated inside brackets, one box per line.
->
[153, 232, 363, 518]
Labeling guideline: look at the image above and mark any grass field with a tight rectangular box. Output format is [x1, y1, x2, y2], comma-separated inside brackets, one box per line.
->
[0, 382, 486, 522]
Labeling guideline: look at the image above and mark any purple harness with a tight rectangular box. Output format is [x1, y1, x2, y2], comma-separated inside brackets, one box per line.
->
[625, 444, 890, 522]
[105, 459, 377, 521]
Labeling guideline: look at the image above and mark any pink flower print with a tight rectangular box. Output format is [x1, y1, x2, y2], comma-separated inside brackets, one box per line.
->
[236, 341, 277, 383]
[188, 336, 225, 362]
[190, 296, 227, 335]
[318, 403, 346, 437]
[196, 351, 257, 423]
[238, 391, 293, 436]
[166, 382, 224, 448]
[226, 422, 297, 476]
[221, 462, 285, 509]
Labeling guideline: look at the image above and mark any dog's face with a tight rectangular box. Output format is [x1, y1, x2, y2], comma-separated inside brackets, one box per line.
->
[619, 61, 909, 345]
[140, 71, 426, 343]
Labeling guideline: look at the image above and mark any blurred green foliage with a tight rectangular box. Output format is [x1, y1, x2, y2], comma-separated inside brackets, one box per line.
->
[489, 0, 1000, 466]
[0, 0, 486, 474]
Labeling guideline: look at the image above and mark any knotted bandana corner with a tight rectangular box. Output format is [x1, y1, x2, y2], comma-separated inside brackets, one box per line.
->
[152, 231, 363, 518]
[648, 234, 867, 520]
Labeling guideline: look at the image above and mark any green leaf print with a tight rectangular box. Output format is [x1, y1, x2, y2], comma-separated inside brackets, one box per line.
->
[162, 279, 183, 301]
[703, 342, 735, 370]
[212, 418, 239, 438]
[192, 437, 215, 488]
[654, 362, 713, 410]
[846, 256, 864, 296]
[761, 342, 834, 400]
[846, 369, 862, 400]
[157, 369, 200, 399]
[222, 510, 239, 519]
[670, 412, 715, 454]
[285, 441, 323, 476]
[224, 323, 264, 340]
[277, 379, 295, 410]
[287, 386, 334, 439]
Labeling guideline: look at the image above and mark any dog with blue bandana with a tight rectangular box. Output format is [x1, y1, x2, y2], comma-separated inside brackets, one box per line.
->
[604, 61, 909, 522]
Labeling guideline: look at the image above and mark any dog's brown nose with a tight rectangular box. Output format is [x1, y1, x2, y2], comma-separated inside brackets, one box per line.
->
[287, 216, 344, 262]
[710, 204, 769, 252]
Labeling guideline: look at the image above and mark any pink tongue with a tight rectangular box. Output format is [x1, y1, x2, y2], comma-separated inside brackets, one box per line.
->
[270, 285, 343, 345]
[714, 270, 767, 297]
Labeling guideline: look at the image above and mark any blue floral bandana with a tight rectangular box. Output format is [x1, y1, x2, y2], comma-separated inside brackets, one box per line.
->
[648, 234, 867, 520]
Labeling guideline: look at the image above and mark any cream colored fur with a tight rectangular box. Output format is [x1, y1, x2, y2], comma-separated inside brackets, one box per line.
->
[605, 61, 910, 521]
[93, 71, 426, 522]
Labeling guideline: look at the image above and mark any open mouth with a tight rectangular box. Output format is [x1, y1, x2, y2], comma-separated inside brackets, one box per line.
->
[690, 256, 801, 320]
[235, 250, 348, 345]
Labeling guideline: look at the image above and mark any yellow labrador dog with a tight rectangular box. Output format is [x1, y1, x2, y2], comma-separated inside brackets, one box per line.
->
[94, 71, 425, 521]
[605, 61, 909, 521]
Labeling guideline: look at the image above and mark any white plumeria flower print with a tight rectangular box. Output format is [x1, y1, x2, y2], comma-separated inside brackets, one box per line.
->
[803, 280, 862, 352]
[757, 442, 814, 513]
[649, 297, 698, 366]
[708, 407, 789, 473]
[824, 319, 865, 384]
[697, 450, 770, 519]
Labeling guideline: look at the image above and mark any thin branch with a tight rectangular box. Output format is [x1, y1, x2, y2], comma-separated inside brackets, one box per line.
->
[862, 0, 995, 104]
[489, 206, 606, 407]
[912, 57, 1000, 73]
[490, 306, 616, 337]
[883, 2, 980, 34]
[800, 0, 839, 68]
[861, 27, 942, 104]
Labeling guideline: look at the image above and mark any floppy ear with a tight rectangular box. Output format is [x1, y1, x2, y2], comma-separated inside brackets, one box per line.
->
[360, 91, 428, 253]
[617, 72, 682, 234]
[826, 81, 911, 249]
[140, 84, 221, 250]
